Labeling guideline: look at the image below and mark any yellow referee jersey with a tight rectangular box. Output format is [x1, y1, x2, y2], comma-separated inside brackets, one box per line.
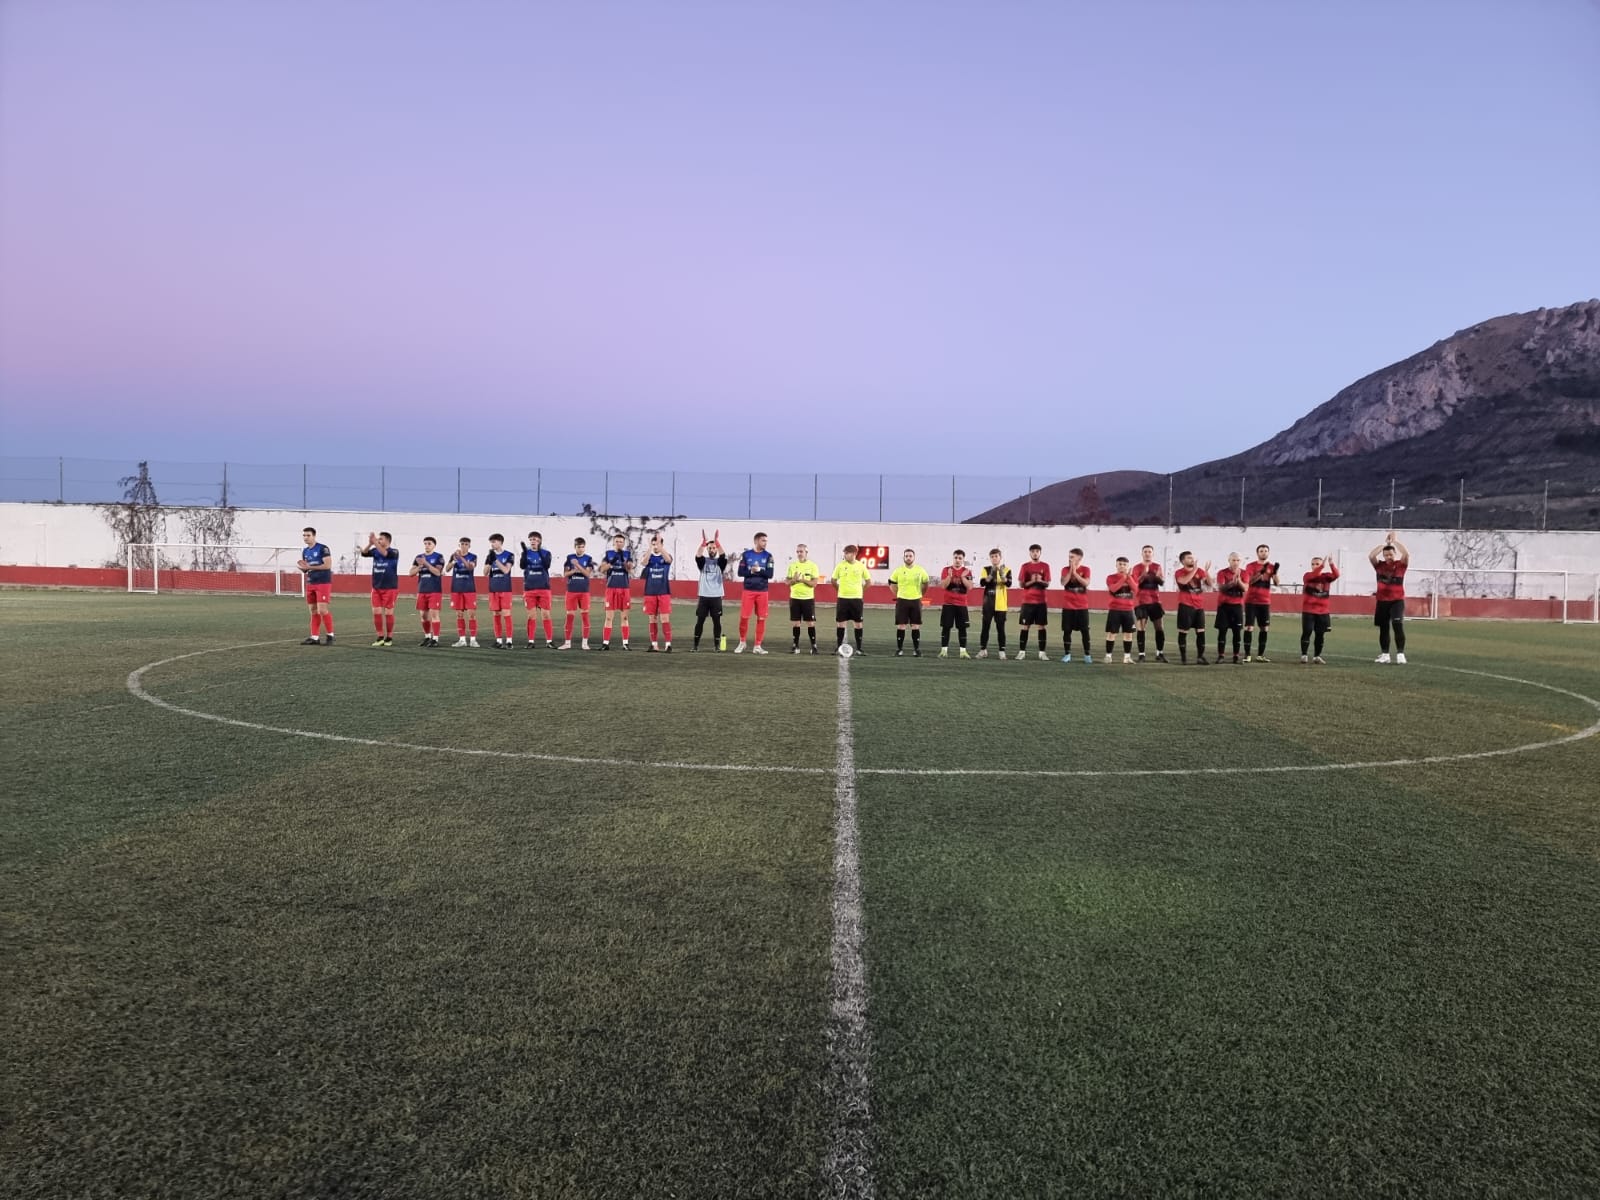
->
[833, 560, 872, 600]
[786, 560, 823, 600]
[888, 564, 929, 600]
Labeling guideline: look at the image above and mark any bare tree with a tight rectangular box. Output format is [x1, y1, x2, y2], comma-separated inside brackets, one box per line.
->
[98, 462, 167, 567]
[1439, 528, 1519, 597]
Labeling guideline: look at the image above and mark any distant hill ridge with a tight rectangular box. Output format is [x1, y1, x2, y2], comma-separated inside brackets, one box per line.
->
[971, 300, 1600, 530]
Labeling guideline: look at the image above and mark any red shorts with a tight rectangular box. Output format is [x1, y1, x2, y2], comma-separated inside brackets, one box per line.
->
[606, 587, 632, 612]
[644, 594, 672, 616]
[565, 592, 591, 611]
[371, 587, 398, 608]
[523, 589, 552, 611]
[451, 592, 479, 611]
[304, 583, 332, 606]
[488, 591, 513, 612]
[740, 591, 770, 618]
[415, 593, 442, 612]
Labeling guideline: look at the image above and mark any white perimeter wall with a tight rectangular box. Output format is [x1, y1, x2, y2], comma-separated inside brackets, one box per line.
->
[2, 502, 1596, 592]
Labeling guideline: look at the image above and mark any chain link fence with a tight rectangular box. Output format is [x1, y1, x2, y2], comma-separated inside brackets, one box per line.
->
[4, 456, 1597, 529]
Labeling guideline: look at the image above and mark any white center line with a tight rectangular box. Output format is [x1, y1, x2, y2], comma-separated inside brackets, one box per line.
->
[822, 657, 874, 1199]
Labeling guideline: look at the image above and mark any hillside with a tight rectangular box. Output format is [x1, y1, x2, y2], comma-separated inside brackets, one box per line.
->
[969, 300, 1600, 529]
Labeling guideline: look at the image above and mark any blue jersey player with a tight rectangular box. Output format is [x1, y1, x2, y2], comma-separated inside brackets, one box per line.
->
[298, 526, 335, 645]
[519, 531, 556, 649]
[449, 537, 480, 648]
[560, 537, 597, 649]
[641, 534, 674, 652]
[486, 533, 517, 647]
[358, 530, 401, 647]
[411, 537, 445, 646]
[600, 534, 634, 650]
[735, 532, 775, 654]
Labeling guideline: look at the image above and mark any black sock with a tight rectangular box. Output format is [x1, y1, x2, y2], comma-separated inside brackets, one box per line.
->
[794, 627, 801, 647]
[1178, 632, 1187, 660]
[958, 628, 968, 648]
[1315, 632, 1325, 656]
[1197, 632, 1207, 658]
[1106, 639, 1115, 658]
[1124, 639, 1134, 657]
[1244, 630, 1253, 655]
[1155, 626, 1166, 652]
[1258, 631, 1268, 656]
[1379, 627, 1390, 653]
[1394, 624, 1406, 652]
[837, 627, 845, 647]
[855, 628, 863, 649]
[1019, 630, 1030, 651]
[1036, 632, 1046, 653]
[808, 626, 817, 646]
[911, 629, 920, 649]
[897, 628, 905, 650]
[1137, 630, 1146, 654]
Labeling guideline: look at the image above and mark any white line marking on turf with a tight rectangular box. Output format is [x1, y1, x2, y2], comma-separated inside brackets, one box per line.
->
[126, 642, 1600, 778]
[823, 656, 874, 1199]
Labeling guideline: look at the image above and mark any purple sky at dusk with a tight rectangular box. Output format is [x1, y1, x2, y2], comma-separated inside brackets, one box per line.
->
[2, 0, 1598, 479]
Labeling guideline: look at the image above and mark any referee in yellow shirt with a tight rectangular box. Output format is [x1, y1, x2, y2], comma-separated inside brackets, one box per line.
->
[887, 548, 931, 656]
[786, 543, 825, 654]
[832, 544, 873, 656]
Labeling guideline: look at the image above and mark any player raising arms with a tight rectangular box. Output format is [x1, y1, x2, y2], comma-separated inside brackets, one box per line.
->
[1243, 544, 1279, 662]
[519, 531, 556, 649]
[735, 532, 775, 655]
[1058, 548, 1093, 663]
[599, 533, 634, 651]
[1174, 550, 1213, 665]
[977, 548, 1011, 659]
[833, 544, 872, 655]
[1214, 552, 1247, 663]
[559, 536, 596, 650]
[1016, 543, 1051, 661]
[1105, 556, 1138, 663]
[1370, 531, 1411, 664]
[937, 549, 974, 659]
[692, 531, 728, 651]
[448, 537, 480, 648]
[641, 534, 674, 652]
[358, 531, 400, 647]
[485, 534, 516, 647]
[1131, 544, 1168, 663]
[298, 526, 335, 646]
[888, 548, 931, 657]
[1300, 553, 1340, 664]
[786, 542, 824, 655]
[410, 537, 444, 646]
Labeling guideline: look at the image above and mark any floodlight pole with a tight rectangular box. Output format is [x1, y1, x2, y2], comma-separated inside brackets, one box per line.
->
[1167, 474, 1173, 528]
[1026, 477, 1032, 524]
[1458, 477, 1464, 530]
[58, 456, 64, 503]
[536, 468, 542, 512]
[1316, 477, 1322, 525]
[952, 475, 957, 524]
[379, 465, 385, 511]
[1239, 475, 1245, 525]
[1542, 480, 1549, 531]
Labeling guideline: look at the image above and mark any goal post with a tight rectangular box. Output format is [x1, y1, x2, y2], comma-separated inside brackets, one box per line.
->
[1406, 568, 1597, 623]
[125, 544, 306, 596]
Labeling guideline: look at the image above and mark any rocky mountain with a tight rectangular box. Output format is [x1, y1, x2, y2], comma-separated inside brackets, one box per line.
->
[971, 300, 1600, 530]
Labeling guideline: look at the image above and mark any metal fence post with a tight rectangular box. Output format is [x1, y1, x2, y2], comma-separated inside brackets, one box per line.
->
[1026, 477, 1032, 524]
[951, 475, 957, 524]
[456, 467, 461, 513]
[604, 471, 610, 514]
[878, 475, 883, 522]
[1457, 477, 1464, 530]
[380, 465, 386, 511]
[1239, 475, 1246, 525]
[748, 473, 753, 519]
[670, 471, 676, 514]
[302, 464, 307, 509]
[1167, 474, 1173, 528]
[1542, 480, 1549, 531]
[813, 474, 818, 520]
[536, 467, 542, 513]
[1317, 478, 1323, 525]
[58, 456, 64, 503]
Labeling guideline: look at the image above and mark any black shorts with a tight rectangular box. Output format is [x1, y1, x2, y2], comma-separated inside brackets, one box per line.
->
[836, 598, 864, 624]
[1177, 604, 1206, 631]
[1060, 608, 1090, 634]
[894, 598, 923, 625]
[1302, 612, 1331, 634]
[1019, 602, 1049, 627]
[1374, 598, 1406, 626]
[1245, 602, 1272, 628]
[1214, 604, 1243, 631]
[789, 597, 816, 622]
[1105, 609, 1135, 634]
[1136, 600, 1165, 621]
[695, 597, 723, 619]
[940, 604, 970, 630]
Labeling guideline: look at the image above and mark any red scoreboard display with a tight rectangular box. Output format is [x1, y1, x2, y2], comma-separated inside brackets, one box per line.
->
[855, 543, 891, 569]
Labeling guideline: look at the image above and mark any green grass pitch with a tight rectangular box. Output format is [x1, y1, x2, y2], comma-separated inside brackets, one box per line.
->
[3, 591, 1598, 1198]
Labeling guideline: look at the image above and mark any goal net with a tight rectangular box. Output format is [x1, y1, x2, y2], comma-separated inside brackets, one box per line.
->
[126, 544, 306, 596]
[1406, 569, 1599, 624]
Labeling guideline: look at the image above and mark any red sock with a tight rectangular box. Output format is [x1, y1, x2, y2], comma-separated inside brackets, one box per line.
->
[621, 622, 629, 642]
[469, 617, 478, 636]
[527, 617, 536, 640]
[322, 612, 334, 633]
[543, 617, 554, 643]
[431, 618, 441, 637]
[739, 617, 749, 639]
[581, 614, 590, 638]
[458, 617, 467, 637]
[385, 613, 395, 635]
[310, 613, 321, 637]
[564, 614, 574, 640]
[662, 620, 671, 642]
[755, 617, 766, 644]
[374, 612, 384, 634]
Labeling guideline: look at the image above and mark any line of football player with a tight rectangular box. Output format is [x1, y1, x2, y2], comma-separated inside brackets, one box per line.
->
[293, 527, 1412, 665]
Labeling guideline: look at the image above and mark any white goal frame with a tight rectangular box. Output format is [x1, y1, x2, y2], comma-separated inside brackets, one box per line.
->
[126, 543, 307, 596]
[1405, 569, 1599, 624]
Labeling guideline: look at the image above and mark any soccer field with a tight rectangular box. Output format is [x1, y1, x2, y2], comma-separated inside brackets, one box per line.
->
[4, 591, 1599, 1199]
